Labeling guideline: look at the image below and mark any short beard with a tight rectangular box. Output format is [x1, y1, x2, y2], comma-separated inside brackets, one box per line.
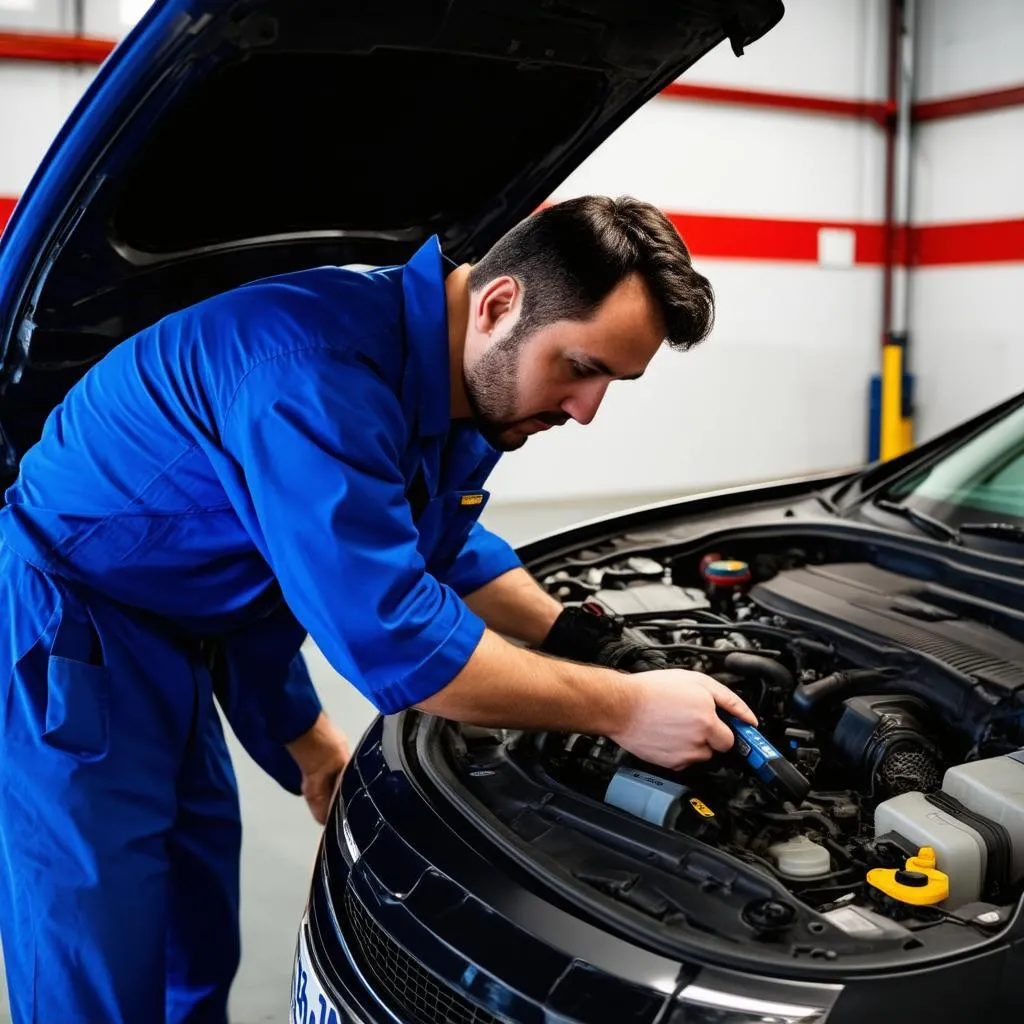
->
[463, 322, 530, 451]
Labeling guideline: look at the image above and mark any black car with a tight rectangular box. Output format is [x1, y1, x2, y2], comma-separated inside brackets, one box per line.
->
[297, 385, 1024, 1024]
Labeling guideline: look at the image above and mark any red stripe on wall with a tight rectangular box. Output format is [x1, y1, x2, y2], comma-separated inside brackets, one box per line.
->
[662, 81, 1024, 124]
[915, 84, 1024, 122]
[663, 212, 889, 264]
[0, 31, 115, 64]
[0, 196, 15, 234]
[0, 197, 1020, 267]
[913, 218, 1024, 266]
[660, 82, 893, 125]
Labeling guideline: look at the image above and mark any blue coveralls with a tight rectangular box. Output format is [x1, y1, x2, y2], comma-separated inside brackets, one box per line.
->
[0, 236, 521, 1023]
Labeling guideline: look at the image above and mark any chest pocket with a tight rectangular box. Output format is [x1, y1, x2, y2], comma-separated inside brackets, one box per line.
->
[415, 488, 490, 571]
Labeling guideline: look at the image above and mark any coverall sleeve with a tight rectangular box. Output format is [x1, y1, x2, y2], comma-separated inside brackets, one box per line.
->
[438, 521, 522, 598]
[219, 346, 487, 715]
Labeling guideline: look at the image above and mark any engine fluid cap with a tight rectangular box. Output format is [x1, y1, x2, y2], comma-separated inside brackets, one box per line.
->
[867, 847, 949, 905]
[689, 796, 715, 818]
[703, 559, 752, 587]
[894, 869, 928, 888]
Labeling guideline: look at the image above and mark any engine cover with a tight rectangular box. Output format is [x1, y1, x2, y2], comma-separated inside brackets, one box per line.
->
[749, 562, 1024, 694]
[591, 583, 709, 619]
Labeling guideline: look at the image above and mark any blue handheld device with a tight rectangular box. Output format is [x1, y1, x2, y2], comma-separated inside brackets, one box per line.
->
[722, 714, 811, 804]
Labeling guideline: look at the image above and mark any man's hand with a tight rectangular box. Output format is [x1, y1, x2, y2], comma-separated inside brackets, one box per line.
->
[417, 630, 756, 771]
[610, 669, 757, 769]
[539, 603, 669, 672]
[285, 711, 351, 825]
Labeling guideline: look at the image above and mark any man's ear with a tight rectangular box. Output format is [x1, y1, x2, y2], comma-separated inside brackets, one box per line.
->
[473, 275, 519, 336]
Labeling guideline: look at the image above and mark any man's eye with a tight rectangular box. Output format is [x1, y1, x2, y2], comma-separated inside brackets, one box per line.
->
[568, 360, 591, 379]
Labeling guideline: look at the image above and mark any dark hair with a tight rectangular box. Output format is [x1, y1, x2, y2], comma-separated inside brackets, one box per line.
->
[468, 195, 714, 351]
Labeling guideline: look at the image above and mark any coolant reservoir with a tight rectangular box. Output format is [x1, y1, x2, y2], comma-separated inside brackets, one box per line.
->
[942, 751, 1024, 883]
[874, 792, 986, 909]
[767, 835, 831, 878]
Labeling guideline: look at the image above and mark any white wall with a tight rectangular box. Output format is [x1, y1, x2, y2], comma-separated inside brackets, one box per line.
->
[909, 0, 1024, 444]
[6, 1, 1019, 506]
[688, 0, 887, 101]
[0, 63, 91, 197]
[0, 0, 121, 196]
[914, 0, 1024, 101]
[490, 0, 890, 501]
[0, 0, 72, 32]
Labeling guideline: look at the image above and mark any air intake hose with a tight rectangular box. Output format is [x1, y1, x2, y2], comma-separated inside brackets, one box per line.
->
[792, 667, 901, 715]
[722, 652, 795, 695]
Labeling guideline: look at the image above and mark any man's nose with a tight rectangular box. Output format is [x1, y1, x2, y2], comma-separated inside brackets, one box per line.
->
[561, 379, 609, 426]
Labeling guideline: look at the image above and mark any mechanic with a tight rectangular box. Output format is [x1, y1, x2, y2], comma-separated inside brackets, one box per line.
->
[0, 194, 755, 1024]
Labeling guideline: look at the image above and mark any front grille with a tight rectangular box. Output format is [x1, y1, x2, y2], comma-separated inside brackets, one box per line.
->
[343, 882, 503, 1024]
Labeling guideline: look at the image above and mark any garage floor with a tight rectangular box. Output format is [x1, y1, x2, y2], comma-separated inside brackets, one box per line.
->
[0, 492, 662, 1024]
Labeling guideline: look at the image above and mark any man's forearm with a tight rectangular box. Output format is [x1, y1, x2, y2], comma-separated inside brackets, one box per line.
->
[462, 566, 563, 646]
[414, 629, 634, 737]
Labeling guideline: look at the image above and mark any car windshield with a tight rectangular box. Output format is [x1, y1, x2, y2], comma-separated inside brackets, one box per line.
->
[881, 401, 1024, 529]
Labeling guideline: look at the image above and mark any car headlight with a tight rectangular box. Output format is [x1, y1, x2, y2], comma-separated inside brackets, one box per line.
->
[341, 814, 360, 863]
[671, 984, 828, 1023]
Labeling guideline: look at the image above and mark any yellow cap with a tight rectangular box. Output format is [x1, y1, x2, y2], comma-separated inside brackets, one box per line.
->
[867, 846, 949, 906]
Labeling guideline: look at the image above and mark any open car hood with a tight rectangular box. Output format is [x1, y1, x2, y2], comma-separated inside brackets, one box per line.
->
[0, 0, 783, 483]
[0, 0, 782, 361]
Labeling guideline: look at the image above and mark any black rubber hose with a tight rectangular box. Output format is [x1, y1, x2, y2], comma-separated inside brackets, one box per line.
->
[756, 808, 843, 840]
[792, 667, 902, 715]
[649, 642, 784, 659]
[722, 651, 796, 695]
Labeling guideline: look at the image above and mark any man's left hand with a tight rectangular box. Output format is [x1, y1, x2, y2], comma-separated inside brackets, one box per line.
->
[539, 603, 669, 672]
[285, 711, 351, 825]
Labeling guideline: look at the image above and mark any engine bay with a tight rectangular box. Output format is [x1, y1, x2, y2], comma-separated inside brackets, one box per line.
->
[435, 532, 1024, 963]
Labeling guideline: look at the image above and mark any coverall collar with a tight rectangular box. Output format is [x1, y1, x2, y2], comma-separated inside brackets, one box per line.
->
[402, 235, 457, 438]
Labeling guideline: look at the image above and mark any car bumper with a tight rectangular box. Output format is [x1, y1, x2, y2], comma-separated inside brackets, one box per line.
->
[292, 831, 846, 1024]
[289, 840, 396, 1024]
[293, 715, 1024, 1024]
[290, 725, 845, 1024]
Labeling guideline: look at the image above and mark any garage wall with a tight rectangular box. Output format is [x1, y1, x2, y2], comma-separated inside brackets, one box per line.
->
[908, 0, 1024, 443]
[0, 0, 893, 505]
[491, 0, 890, 501]
[2, 2, 1021, 508]
[0, 2, 136, 205]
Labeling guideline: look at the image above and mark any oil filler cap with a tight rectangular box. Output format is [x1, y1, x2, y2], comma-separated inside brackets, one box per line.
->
[702, 559, 752, 588]
[867, 846, 949, 906]
[894, 869, 928, 888]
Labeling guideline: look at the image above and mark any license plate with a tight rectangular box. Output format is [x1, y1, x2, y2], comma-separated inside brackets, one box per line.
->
[290, 922, 346, 1024]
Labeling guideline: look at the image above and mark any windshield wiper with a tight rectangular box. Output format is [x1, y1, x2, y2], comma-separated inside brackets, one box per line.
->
[958, 522, 1024, 544]
[874, 498, 962, 544]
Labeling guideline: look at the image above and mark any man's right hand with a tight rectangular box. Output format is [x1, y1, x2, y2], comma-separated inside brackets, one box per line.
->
[416, 629, 757, 772]
[608, 668, 757, 770]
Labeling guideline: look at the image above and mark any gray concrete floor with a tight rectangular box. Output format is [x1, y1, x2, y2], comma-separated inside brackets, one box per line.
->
[0, 493, 660, 1023]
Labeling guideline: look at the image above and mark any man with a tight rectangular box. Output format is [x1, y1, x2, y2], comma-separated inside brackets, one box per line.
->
[0, 195, 754, 1023]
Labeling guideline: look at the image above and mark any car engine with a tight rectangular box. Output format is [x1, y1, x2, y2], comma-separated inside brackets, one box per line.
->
[447, 536, 1024, 949]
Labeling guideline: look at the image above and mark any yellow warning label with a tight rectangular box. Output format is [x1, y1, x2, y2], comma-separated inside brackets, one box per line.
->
[460, 493, 485, 506]
[690, 797, 715, 818]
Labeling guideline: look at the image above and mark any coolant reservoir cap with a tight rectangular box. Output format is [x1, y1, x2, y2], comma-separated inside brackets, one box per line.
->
[867, 846, 949, 905]
[703, 559, 752, 587]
